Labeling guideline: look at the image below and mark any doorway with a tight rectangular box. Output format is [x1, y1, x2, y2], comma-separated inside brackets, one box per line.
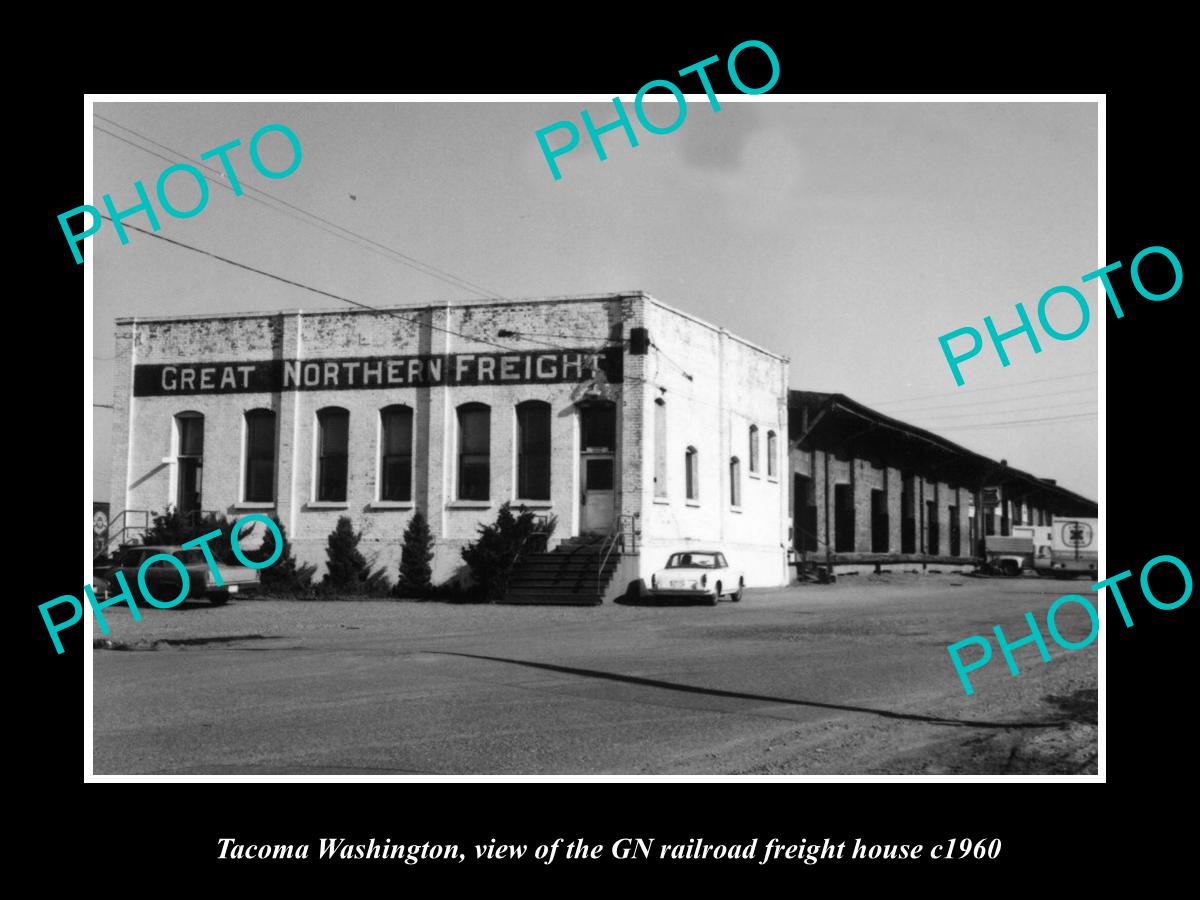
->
[794, 474, 817, 552]
[580, 403, 616, 533]
[871, 488, 888, 552]
[834, 483, 854, 552]
[901, 473, 916, 553]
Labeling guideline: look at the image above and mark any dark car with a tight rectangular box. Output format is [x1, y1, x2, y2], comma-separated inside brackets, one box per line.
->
[94, 545, 260, 606]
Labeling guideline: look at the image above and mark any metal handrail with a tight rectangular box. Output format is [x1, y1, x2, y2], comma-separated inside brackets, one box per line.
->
[104, 509, 149, 555]
[501, 514, 554, 598]
[597, 513, 638, 592]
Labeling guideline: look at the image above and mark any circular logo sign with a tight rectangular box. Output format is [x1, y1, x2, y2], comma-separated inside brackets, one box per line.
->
[1060, 521, 1093, 549]
[93, 510, 109, 535]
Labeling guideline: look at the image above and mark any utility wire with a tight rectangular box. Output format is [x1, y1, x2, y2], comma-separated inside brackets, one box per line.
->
[650, 341, 694, 381]
[871, 386, 1097, 415]
[865, 370, 1098, 407]
[935, 412, 1098, 430]
[100, 218, 555, 355]
[908, 399, 1099, 423]
[93, 117, 505, 301]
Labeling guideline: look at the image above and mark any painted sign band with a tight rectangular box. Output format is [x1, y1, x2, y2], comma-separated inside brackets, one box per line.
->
[132, 348, 622, 397]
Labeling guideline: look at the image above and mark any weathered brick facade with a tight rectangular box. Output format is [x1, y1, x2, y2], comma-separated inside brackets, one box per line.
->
[787, 391, 1096, 575]
[110, 292, 791, 590]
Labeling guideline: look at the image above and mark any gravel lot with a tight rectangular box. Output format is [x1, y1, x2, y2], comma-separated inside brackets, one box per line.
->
[92, 573, 1098, 775]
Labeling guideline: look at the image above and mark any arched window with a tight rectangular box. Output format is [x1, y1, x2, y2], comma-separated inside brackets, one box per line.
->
[730, 456, 742, 507]
[685, 446, 699, 501]
[749, 425, 759, 474]
[379, 405, 413, 502]
[457, 402, 491, 501]
[767, 430, 778, 478]
[316, 407, 349, 502]
[653, 398, 667, 498]
[243, 409, 276, 503]
[175, 412, 204, 515]
[516, 400, 551, 500]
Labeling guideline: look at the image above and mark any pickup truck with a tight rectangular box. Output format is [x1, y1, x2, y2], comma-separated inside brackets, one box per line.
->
[95, 544, 260, 606]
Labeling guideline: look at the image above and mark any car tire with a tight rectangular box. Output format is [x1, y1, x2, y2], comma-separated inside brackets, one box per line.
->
[208, 593, 230, 607]
[707, 582, 721, 606]
[732, 579, 743, 602]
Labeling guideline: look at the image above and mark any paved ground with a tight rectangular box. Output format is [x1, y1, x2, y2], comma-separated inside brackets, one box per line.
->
[92, 573, 1098, 775]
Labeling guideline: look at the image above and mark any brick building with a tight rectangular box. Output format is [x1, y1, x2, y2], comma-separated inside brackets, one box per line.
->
[788, 391, 1098, 575]
[108, 292, 791, 599]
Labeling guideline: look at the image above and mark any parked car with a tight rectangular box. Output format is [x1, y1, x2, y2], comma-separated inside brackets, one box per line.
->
[94, 545, 260, 606]
[647, 551, 744, 605]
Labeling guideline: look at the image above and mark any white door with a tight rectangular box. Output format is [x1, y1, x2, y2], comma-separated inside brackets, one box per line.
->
[579, 403, 617, 534]
[582, 454, 615, 533]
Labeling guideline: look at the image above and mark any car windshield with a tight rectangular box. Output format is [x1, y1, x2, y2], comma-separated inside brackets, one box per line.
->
[667, 552, 719, 569]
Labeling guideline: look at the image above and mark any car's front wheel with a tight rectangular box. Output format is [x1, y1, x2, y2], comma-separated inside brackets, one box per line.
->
[731, 579, 743, 602]
[707, 582, 721, 606]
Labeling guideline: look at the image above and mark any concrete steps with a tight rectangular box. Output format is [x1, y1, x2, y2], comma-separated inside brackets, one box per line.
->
[501, 534, 619, 606]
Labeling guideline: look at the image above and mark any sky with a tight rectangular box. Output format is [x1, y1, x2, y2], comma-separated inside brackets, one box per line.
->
[91, 99, 1098, 504]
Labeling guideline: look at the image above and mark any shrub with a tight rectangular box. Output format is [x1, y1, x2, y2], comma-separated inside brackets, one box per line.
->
[322, 516, 391, 596]
[141, 506, 237, 563]
[394, 511, 435, 599]
[246, 515, 316, 595]
[460, 503, 556, 602]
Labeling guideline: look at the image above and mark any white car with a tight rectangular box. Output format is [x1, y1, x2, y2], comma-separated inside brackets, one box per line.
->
[647, 551, 744, 605]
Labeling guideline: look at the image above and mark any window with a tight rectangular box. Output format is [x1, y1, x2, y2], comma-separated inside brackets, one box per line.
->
[457, 402, 490, 500]
[581, 403, 615, 450]
[178, 412, 204, 456]
[516, 401, 551, 500]
[685, 446, 699, 501]
[653, 398, 667, 498]
[316, 407, 349, 502]
[243, 409, 276, 502]
[767, 430, 778, 478]
[379, 405, 413, 502]
[749, 425, 759, 474]
[175, 412, 204, 516]
[730, 456, 741, 506]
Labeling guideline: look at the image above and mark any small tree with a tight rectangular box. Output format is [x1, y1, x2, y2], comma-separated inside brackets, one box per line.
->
[322, 516, 391, 596]
[247, 515, 316, 595]
[461, 503, 556, 602]
[395, 510, 435, 599]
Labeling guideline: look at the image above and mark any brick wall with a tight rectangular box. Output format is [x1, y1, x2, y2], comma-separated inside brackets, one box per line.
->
[111, 293, 792, 589]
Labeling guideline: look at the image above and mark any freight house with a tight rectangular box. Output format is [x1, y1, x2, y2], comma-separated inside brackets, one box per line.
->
[108, 292, 792, 602]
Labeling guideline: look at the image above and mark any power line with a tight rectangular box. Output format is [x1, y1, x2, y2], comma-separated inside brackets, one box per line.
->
[870, 386, 1097, 415]
[502, 329, 628, 343]
[935, 412, 1098, 430]
[908, 399, 1099, 423]
[94, 116, 504, 298]
[98, 217, 612, 359]
[93, 116, 506, 301]
[97, 219, 708, 412]
[650, 341, 694, 381]
[95, 124, 440, 293]
[865, 371, 1098, 407]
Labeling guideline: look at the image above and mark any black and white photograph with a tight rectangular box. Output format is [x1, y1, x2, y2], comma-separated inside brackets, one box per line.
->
[77, 92, 1119, 779]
